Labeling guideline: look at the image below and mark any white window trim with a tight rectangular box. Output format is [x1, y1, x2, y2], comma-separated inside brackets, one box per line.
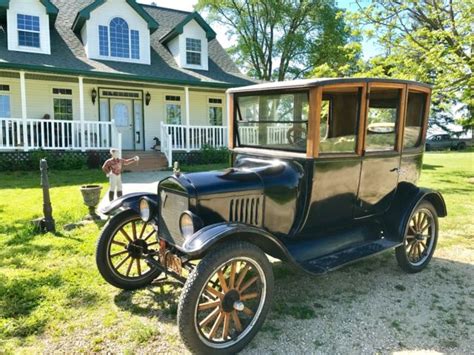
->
[164, 94, 182, 125]
[207, 96, 224, 126]
[96, 17, 142, 63]
[51, 88, 74, 121]
[185, 37, 202, 67]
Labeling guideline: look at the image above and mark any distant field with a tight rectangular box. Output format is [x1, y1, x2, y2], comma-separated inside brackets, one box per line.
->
[0, 152, 472, 353]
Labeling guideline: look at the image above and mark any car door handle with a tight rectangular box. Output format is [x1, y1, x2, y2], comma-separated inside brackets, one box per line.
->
[390, 168, 399, 172]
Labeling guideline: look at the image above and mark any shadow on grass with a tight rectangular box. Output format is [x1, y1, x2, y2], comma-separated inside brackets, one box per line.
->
[422, 163, 444, 170]
[0, 273, 63, 338]
[114, 280, 182, 322]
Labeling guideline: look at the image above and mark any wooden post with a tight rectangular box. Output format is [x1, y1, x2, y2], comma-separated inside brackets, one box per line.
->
[32, 159, 56, 233]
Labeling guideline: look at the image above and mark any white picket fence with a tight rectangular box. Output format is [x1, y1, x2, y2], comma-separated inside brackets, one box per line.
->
[0, 117, 115, 151]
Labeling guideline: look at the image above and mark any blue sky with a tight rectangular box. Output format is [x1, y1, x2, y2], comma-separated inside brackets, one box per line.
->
[139, 0, 381, 59]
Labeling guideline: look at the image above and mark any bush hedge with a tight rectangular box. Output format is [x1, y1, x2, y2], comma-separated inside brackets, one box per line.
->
[0, 151, 109, 171]
[173, 145, 230, 165]
[0, 146, 230, 171]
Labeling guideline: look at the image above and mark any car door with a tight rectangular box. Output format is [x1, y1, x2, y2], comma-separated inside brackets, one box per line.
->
[301, 83, 364, 232]
[355, 83, 406, 218]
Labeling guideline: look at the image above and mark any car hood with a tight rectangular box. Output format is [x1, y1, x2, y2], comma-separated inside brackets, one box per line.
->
[177, 168, 264, 197]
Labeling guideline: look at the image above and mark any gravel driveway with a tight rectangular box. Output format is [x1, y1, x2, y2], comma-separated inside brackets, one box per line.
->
[243, 245, 473, 354]
[40, 243, 473, 354]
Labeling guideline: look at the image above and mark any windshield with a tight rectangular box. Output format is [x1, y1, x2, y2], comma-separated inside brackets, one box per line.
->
[235, 91, 309, 152]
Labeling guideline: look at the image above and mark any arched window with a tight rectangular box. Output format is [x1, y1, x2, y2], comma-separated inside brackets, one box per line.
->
[110, 17, 130, 58]
[98, 17, 140, 60]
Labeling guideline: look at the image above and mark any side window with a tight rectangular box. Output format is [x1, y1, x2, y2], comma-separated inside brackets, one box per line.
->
[319, 87, 361, 153]
[0, 85, 11, 118]
[208, 98, 223, 126]
[52, 88, 73, 120]
[366, 88, 401, 151]
[165, 95, 182, 124]
[17, 14, 40, 48]
[404, 91, 427, 148]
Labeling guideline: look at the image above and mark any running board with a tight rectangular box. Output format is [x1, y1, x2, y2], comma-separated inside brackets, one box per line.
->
[300, 239, 400, 274]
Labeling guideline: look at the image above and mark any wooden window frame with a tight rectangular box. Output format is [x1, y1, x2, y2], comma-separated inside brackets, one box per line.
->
[310, 83, 366, 158]
[363, 82, 407, 154]
[406, 85, 431, 149]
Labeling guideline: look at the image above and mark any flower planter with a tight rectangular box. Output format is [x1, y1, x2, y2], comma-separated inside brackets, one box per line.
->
[80, 184, 102, 220]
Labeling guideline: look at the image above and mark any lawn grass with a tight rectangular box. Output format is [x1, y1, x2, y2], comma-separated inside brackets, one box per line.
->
[0, 152, 472, 352]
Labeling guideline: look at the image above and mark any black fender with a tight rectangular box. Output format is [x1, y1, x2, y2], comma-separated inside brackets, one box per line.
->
[181, 222, 291, 261]
[100, 192, 158, 215]
[384, 182, 447, 243]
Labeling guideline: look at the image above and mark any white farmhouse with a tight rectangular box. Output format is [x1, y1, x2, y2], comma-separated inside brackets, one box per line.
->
[0, 0, 254, 168]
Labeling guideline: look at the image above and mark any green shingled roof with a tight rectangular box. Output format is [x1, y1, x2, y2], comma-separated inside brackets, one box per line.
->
[0, 1, 255, 89]
[160, 11, 216, 44]
[72, 0, 159, 35]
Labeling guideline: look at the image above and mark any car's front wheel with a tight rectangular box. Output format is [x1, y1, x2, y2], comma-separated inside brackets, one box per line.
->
[178, 241, 274, 354]
[96, 209, 161, 290]
[395, 201, 438, 273]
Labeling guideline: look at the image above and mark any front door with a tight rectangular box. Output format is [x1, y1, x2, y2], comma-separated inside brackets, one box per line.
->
[111, 99, 134, 150]
[355, 83, 405, 218]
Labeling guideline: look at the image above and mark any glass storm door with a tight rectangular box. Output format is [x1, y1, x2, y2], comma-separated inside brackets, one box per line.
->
[111, 99, 134, 150]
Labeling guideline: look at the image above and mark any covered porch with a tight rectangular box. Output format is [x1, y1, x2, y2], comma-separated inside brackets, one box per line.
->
[0, 70, 230, 166]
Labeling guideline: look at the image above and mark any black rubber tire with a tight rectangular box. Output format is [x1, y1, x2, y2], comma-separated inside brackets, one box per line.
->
[457, 142, 466, 150]
[177, 241, 274, 354]
[395, 201, 438, 273]
[96, 209, 161, 290]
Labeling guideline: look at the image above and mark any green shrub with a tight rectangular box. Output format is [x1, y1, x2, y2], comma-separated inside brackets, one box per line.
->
[175, 145, 230, 165]
[0, 151, 89, 171]
[86, 151, 103, 169]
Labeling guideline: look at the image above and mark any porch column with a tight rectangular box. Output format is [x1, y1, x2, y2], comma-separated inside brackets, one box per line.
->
[20, 71, 28, 151]
[185, 86, 190, 152]
[78, 76, 85, 152]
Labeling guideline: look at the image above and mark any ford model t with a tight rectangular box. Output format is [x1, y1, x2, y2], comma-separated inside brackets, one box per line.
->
[96, 78, 446, 353]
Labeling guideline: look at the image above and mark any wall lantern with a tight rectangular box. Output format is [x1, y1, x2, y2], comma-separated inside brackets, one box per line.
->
[91, 88, 98, 105]
[145, 92, 151, 106]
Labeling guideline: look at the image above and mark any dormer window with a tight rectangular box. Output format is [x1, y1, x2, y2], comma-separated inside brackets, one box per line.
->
[98, 17, 140, 60]
[186, 38, 201, 66]
[17, 14, 40, 48]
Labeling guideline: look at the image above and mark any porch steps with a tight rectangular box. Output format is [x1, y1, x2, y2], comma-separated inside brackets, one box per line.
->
[122, 151, 169, 172]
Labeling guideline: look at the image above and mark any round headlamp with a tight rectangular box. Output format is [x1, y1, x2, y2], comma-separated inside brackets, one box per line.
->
[139, 197, 155, 222]
[179, 211, 202, 238]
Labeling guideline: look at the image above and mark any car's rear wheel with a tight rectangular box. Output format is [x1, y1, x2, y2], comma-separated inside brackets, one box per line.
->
[178, 241, 273, 354]
[96, 209, 161, 290]
[457, 142, 466, 150]
[395, 201, 438, 273]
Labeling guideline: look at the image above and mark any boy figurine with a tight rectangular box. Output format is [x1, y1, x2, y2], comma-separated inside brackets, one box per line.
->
[102, 149, 139, 201]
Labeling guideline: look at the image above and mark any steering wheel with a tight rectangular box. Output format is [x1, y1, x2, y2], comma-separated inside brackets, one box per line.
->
[287, 126, 306, 145]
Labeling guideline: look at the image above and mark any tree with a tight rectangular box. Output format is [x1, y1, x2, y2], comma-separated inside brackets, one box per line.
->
[350, 0, 473, 131]
[196, 0, 360, 81]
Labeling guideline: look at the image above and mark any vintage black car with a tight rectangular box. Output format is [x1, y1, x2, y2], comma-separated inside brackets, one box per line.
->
[96, 78, 447, 354]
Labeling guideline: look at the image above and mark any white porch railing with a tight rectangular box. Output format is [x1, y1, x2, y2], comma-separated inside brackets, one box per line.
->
[0, 117, 115, 151]
[160, 123, 229, 167]
[238, 126, 291, 145]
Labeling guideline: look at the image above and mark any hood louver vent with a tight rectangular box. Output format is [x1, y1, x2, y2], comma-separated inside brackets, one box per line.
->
[229, 197, 263, 226]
